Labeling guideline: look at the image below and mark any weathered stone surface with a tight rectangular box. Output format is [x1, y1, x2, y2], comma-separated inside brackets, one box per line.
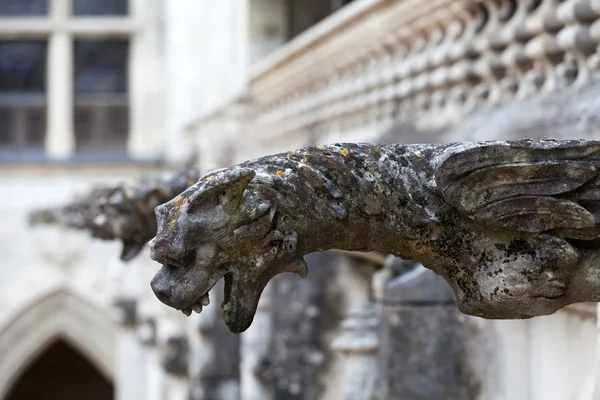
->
[379, 267, 477, 400]
[149, 139, 600, 333]
[30, 170, 200, 261]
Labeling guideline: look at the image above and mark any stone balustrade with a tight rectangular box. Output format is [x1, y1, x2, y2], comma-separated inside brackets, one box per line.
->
[192, 0, 600, 154]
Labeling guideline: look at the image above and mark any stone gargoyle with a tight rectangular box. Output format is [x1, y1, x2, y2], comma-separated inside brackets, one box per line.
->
[31, 170, 200, 261]
[149, 140, 600, 333]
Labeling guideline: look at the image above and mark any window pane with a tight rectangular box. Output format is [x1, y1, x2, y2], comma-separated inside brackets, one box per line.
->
[26, 106, 46, 148]
[0, 40, 47, 156]
[74, 106, 93, 150]
[288, 0, 331, 38]
[106, 106, 128, 143]
[73, 0, 128, 16]
[74, 40, 129, 155]
[0, 103, 46, 153]
[74, 40, 128, 93]
[74, 103, 128, 154]
[0, 41, 47, 93]
[0, 107, 13, 147]
[0, 0, 48, 16]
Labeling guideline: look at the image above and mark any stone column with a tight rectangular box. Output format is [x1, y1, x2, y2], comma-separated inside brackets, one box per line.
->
[332, 302, 381, 400]
[189, 309, 215, 400]
[145, 348, 165, 400]
[46, 0, 74, 158]
[155, 313, 192, 400]
[240, 283, 273, 400]
[137, 317, 162, 400]
[190, 281, 240, 400]
[593, 305, 600, 398]
[128, 0, 164, 159]
[161, 334, 190, 400]
[113, 298, 148, 400]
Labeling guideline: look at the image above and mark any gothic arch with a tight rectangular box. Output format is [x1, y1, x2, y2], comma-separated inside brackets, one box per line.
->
[0, 288, 116, 399]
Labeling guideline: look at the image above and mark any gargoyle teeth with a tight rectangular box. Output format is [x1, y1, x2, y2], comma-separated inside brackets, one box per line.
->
[192, 304, 203, 314]
[181, 308, 192, 316]
[200, 293, 210, 306]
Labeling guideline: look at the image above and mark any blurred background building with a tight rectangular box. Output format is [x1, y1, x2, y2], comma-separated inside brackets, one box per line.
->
[1, 0, 600, 399]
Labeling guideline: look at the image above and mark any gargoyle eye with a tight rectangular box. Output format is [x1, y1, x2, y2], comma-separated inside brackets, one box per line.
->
[263, 230, 285, 249]
[269, 239, 283, 248]
[165, 251, 195, 268]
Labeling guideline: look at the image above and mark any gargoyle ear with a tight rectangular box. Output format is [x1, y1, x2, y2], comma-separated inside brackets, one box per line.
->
[189, 168, 256, 212]
[120, 237, 147, 261]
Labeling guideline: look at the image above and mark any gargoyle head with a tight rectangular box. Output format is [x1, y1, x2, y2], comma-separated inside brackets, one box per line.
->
[149, 168, 308, 333]
[91, 183, 164, 261]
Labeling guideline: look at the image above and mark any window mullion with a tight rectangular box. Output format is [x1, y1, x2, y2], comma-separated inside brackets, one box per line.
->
[45, 0, 74, 158]
[45, 31, 74, 158]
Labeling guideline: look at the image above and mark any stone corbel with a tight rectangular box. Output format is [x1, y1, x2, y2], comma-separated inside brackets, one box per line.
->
[29, 170, 200, 261]
[149, 139, 600, 333]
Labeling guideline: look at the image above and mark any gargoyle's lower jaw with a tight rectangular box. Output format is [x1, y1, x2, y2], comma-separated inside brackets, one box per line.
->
[221, 271, 268, 334]
[150, 264, 220, 314]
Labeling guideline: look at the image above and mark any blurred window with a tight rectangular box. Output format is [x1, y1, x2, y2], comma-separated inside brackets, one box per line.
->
[288, 0, 355, 38]
[73, 0, 128, 16]
[0, 0, 48, 16]
[0, 40, 47, 154]
[73, 40, 129, 154]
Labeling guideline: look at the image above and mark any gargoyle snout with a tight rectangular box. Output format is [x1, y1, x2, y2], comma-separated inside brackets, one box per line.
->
[150, 266, 175, 306]
[148, 236, 164, 262]
[148, 236, 188, 266]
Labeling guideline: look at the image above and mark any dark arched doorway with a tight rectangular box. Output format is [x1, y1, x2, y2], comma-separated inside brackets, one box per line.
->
[6, 339, 114, 400]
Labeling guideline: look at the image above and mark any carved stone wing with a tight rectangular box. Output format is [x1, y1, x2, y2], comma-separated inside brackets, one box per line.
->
[436, 140, 600, 237]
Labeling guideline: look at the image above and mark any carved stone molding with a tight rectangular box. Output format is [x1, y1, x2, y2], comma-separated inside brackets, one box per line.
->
[332, 303, 379, 355]
[192, 0, 600, 155]
[332, 303, 380, 400]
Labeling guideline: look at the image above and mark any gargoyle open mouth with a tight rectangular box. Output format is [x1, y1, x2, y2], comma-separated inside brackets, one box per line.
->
[172, 270, 260, 334]
[176, 271, 234, 317]
[179, 291, 210, 316]
[222, 272, 234, 315]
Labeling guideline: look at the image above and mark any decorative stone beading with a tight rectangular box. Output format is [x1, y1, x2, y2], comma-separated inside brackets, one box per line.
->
[192, 0, 600, 157]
